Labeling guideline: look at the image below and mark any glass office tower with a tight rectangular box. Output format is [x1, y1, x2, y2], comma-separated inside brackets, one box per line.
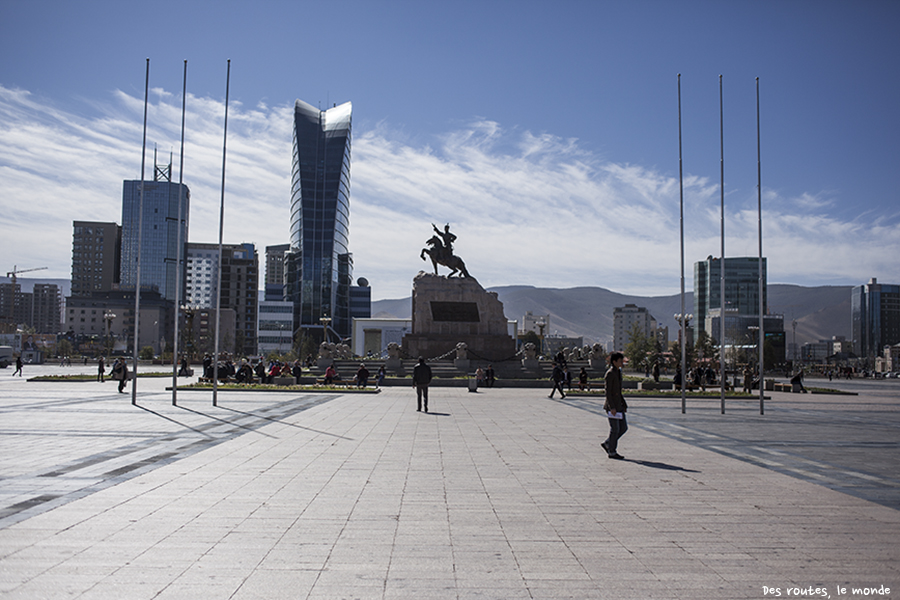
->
[285, 99, 353, 341]
[120, 177, 190, 304]
[694, 256, 767, 338]
[852, 278, 900, 361]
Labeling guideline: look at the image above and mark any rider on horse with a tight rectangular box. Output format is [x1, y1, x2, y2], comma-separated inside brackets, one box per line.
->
[432, 223, 456, 262]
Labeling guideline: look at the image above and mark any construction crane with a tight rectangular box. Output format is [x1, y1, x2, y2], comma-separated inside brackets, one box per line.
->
[4, 265, 49, 331]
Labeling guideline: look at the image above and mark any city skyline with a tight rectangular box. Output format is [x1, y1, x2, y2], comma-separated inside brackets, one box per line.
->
[1, 1, 898, 301]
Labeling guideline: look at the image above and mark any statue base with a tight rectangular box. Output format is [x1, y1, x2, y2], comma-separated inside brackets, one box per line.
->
[402, 272, 515, 361]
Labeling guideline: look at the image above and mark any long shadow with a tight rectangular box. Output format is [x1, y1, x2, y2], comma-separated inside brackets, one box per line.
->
[630, 459, 700, 473]
[219, 406, 353, 440]
[174, 405, 277, 439]
[135, 404, 213, 437]
[424, 411, 451, 417]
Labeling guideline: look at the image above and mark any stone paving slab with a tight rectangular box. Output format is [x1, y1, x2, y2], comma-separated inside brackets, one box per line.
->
[0, 370, 898, 599]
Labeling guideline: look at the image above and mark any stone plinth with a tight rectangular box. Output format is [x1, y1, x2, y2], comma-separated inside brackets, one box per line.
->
[402, 272, 516, 361]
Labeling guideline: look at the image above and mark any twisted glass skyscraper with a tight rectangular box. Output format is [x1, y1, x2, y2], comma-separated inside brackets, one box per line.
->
[285, 99, 353, 340]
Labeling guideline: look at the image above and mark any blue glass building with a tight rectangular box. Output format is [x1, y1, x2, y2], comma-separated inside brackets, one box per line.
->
[694, 256, 767, 339]
[285, 99, 354, 340]
[120, 175, 190, 304]
[851, 278, 900, 361]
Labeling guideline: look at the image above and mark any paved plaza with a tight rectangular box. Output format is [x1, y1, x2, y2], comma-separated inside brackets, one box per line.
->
[1, 366, 898, 599]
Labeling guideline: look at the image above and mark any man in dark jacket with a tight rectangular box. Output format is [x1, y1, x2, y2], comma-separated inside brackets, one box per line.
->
[602, 352, 628, 460]
[412, 357, 433, 412]
[549, 362, 566, 399]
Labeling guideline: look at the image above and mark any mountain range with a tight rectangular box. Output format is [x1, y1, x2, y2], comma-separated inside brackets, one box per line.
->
[372, 283, 853, 348]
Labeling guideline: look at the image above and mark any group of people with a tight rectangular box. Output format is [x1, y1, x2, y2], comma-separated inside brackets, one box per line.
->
[474, 365, 496, 388]
[93, 356, 130, 392]
[549, 363, 594, 397]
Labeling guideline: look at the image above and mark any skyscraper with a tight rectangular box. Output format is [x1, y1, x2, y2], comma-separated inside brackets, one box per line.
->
[694, 256, 767, 338]
[265, 243, 290, 302]
[120, 161, 189, 304]
[851, 277, 900, 361]
[71, 221, 121, 296]
[285, 99, 353, 340]
[185, 242, 259, 356]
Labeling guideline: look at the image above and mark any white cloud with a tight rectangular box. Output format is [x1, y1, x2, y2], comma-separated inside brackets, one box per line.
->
[1, 84, 897, 301]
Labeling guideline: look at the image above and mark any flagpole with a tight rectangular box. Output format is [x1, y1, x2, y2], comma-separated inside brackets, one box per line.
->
[678, 74, 686, 414]
[757, 77, 765, 415]
[172, 60, 188, 406]
[132, 58, 149, 406]
[213, 59, 231, 407]
[719, 75, 726, 414]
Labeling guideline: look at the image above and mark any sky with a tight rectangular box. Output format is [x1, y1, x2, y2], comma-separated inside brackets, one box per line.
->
[1, 0, 898, 301]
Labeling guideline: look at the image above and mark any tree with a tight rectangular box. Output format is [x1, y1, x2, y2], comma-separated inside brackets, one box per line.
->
[57, 338, 73, 358]
[694, 330, 719, 365]
[139, 345, 155, 360]
[669, 340, 695, 372]
[624, 322, 654, 373]
[295, 331, 318, 361]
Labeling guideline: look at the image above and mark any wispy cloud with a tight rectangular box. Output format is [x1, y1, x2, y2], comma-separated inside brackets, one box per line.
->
[1, 85, 897, 300]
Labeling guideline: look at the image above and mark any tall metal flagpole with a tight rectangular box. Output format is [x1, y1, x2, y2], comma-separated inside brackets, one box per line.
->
[172, 60, 188, 406]
[132, 58, 150, 406]
[213, 59, 231, 407]
[757, 77, 765, 415]
[678, 74, 686, 414]
[719, 75, 726, 414]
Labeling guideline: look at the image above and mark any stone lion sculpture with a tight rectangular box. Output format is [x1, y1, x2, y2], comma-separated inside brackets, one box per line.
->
[522, 342, 537, 360]
[318, 341, 334, 360]
[590, 343, 605, 360]
[386, 342, 401, 360]
[455, 341, 468, 360]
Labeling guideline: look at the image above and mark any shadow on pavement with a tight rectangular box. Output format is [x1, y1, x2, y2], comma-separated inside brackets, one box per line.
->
[630, 459, 700, 473]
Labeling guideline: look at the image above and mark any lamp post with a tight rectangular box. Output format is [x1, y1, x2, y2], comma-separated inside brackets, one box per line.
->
[104, 312, 116, 361]
[319, 315, 332, 345]
[537, 320, 546, 358]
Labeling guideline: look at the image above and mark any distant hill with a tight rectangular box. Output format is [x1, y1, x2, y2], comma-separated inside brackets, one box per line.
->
[371, 283, 852, 347]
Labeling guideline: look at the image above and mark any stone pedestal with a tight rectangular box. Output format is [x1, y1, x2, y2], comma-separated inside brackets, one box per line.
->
[402, 272, 516, 361]
[522, 358, 540, 369]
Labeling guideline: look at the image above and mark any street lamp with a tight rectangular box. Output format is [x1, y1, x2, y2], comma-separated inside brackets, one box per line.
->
[536, 319, 546, 358]
[104, 311, 116, 360]
[319, 315, 332, 344]
[673, 313, 693, 346]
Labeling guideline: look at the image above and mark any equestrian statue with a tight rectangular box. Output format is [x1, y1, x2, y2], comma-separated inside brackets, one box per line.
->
[420, 223, 471, 278]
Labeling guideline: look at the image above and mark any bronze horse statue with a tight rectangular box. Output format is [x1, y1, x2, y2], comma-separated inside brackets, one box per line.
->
[420, 235, 470, 278]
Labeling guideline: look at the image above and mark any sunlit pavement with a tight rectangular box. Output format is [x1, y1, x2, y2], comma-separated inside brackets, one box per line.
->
[0, 366, 898, 599]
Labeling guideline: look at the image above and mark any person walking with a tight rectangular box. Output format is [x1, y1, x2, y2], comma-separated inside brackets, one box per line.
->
[12, 355, 23, 377]
[376, 365, 386, 388]
[97, 356, 105, 382]
[112, 357, 128, 393]
[412, 357, 432, 412]
[602, 352, 628, 460]
[549, 362, 566, 399]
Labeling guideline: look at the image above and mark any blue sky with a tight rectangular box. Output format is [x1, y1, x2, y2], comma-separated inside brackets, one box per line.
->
[1, 0, 898, 300]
